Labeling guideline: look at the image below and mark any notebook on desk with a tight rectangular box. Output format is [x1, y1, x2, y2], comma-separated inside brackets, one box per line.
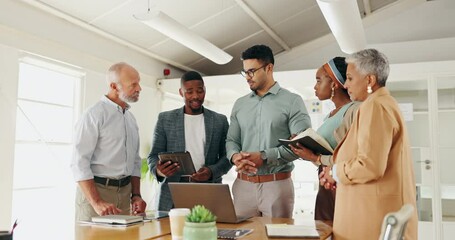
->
[144, 210, 169, 220]
[168, 183, 251, 223]
[217, 228, 253, 239]
[265, 223, 320, 238]
[91, 215, 143, 225]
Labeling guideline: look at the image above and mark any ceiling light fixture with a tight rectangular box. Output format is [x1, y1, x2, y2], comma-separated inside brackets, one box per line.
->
[316, 0, 367, 54]
[134, 7, 232, 65]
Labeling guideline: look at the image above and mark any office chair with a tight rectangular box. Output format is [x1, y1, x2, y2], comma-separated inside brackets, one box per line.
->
[379, 204, 414, 240]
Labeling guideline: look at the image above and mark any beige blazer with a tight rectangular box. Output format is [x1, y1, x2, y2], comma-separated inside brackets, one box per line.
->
[332, 87, 417, 240]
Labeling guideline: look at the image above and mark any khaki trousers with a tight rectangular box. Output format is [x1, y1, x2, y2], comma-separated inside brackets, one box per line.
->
[75, 182, 132, 221]
[232, 177, 294, 218]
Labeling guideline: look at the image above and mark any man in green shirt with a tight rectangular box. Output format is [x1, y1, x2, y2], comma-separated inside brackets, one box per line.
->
[226, 45, 311, 218]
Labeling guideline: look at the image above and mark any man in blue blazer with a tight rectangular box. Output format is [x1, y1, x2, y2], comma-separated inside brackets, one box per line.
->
[148, 71, 232, 211]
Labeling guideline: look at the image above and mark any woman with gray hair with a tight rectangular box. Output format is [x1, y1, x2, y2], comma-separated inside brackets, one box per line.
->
[320, 49, 418, 239]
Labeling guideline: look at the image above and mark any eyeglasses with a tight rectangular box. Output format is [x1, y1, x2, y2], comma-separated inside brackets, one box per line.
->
[240, 64, 269, 78]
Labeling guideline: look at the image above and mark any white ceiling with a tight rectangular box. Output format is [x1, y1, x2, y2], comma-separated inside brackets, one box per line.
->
[17, 0, 455, 76]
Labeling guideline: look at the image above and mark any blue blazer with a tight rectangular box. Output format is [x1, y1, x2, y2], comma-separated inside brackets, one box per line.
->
[147, 107, 232, 211]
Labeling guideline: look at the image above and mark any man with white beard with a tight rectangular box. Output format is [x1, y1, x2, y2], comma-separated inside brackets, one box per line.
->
[71, 62, 146, 221]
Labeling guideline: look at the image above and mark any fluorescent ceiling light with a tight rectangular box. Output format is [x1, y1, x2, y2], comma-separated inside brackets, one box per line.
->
[316, 0, 367, 54]
[134, 11, 233, 65]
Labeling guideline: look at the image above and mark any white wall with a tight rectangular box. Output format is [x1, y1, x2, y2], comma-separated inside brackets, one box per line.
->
[0, 44, 20, 231]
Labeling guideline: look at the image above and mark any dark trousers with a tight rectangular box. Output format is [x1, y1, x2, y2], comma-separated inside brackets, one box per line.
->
[314, 165, 336, 221]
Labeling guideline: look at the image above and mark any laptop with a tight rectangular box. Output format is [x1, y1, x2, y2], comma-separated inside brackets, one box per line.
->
[168, 183, 251, 223]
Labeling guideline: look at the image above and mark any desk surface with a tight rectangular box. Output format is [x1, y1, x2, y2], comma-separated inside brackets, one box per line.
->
[75, 217, 331, 240]
[76, 219, 170, 240]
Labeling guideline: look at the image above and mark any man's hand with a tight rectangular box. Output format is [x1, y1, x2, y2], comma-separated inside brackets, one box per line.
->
[319, 166, 336, 190]
[78, 179, 122, 216]
[231, 152, 246, 165]
[232, 152, 254, 174]
[93, 200, 122, 216]
[156, 160, 180, 177]
[233, 152, 264, 174]
[131, 196, 147, 215]
[191, 167, 212, 182]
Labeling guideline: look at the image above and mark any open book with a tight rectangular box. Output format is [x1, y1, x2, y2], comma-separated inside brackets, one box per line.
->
[279, 128, 333, 155]
[265, 223, 319, 238]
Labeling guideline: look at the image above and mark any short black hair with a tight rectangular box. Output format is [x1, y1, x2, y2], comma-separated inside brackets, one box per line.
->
[332, 56, 347, 81]
[180, 71, 204, 85]
[241, 45, 274, 65]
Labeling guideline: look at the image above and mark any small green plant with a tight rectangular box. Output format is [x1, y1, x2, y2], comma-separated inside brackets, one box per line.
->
[141, 158, 154, 181]
[186, 205, 217, 223]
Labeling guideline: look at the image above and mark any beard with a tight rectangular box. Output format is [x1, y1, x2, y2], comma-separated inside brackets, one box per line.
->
[248, 80, 259, 92]
[188, 100, 203, 113]
[119, 89, 139, 103]
[190, 105, 202, 113]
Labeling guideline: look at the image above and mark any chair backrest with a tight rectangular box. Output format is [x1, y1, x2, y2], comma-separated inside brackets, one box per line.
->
[379, 204, 414, 240]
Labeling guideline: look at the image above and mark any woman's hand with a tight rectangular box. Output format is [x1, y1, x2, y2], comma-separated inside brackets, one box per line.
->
[319, 166, 336, 190]
[290, 143, 319, 163]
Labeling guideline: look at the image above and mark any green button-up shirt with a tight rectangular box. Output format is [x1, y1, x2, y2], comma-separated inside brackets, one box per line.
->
[226, 82, 311, 175]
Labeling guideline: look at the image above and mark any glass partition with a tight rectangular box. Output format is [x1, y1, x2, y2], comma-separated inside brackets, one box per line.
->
[437, 76, 455, 222]
[388, 79, 433, 222]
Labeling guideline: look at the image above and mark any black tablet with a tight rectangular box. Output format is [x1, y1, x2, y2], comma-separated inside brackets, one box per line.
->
[158, 151, 196, 176]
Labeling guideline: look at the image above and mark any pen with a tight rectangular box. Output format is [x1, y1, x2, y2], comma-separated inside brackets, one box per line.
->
[11, 219, 18, 234]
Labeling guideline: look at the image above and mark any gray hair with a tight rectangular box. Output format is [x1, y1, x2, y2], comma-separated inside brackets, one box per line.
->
[346, 49, 390, 87]
[106, 62, 132, 85]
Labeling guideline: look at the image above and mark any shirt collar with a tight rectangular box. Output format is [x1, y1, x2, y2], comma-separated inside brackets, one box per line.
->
[101, 95, 130, 112]
[250, 81, 280, 97]
[181, 106, 205, 114]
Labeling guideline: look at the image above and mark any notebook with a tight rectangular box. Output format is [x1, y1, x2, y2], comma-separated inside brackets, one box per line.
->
[91, 215, 143, 225]
[217, 229, 253, 239]
[143, 210, 169, 220]
[168, 183, 251, 223]
[265, 223, 319, 238]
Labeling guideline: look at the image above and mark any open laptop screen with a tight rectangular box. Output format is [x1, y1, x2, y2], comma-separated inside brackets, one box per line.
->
[168, 183, 249, 223]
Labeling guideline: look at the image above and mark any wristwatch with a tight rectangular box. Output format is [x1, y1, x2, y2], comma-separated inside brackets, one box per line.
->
[260, 151, 268, 164]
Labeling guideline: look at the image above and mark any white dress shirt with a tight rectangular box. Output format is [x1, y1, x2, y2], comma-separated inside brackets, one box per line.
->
[71, 95, 141, 181]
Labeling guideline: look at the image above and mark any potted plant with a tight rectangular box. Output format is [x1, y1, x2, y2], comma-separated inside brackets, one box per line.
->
[183, 205, 217, 240]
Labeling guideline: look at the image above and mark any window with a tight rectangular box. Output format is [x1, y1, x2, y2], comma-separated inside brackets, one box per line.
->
[12, 57, 83, 240]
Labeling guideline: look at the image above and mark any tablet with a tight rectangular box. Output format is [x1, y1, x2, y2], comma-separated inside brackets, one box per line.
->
[158, 151, 196, 176]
